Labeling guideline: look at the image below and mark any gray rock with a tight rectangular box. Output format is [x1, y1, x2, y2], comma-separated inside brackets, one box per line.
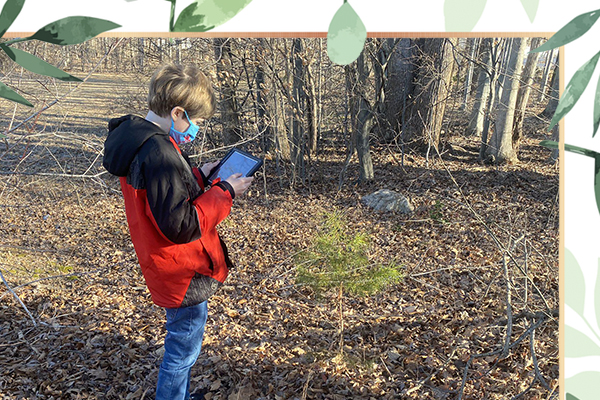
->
[361, 189, 414, 214]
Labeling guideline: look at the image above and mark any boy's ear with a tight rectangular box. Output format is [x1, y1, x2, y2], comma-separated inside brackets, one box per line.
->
[170, 106, 184, 120]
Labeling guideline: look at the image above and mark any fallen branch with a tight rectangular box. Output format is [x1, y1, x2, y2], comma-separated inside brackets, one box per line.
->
[0, 269, 37, 327]
[500, 255, 513, 359]
[408, 264, 490, 278]
[0, 266, 110, 301]
[431, 141, 553, 315]
[457, 315, 546, 400]
[0, 170, 108, 179]
[406, 344, 459, 396]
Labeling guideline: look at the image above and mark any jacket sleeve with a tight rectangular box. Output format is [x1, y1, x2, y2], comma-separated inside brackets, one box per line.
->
[143, 142, 232, 244]
[192, 167, 236, 200]
[192, 167, 207, 191]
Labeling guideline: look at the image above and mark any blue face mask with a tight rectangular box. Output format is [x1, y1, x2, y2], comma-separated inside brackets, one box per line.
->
[169, 110, 199, 145]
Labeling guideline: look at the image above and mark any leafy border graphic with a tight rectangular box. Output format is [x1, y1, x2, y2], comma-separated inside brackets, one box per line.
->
[159, 0, 367, 66]
[4, 0, 600, 398]
[444, 0, 540, 31]
[0, 0, 119, 113]
[560, 248, 600, 400]
[531, 9, 600, 135]
[534, 7, 600, 400]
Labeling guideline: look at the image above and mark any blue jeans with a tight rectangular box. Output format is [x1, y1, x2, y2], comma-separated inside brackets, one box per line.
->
[156, 301, 208, 400]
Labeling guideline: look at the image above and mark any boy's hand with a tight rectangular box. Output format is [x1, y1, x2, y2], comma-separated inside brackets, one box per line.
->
[225, 173, 254, 198]
[200, 161, 220, 178]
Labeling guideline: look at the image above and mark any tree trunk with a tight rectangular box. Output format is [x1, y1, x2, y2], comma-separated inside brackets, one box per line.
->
[468, 38, 492, 137]
[305, 60, 319, 156]
[214, 38, 242, 146]
[342, 51, 374, 183]
[494, 38, 512, 111]
[479, 38, 503, 161]
[267, 40, 291, 162]
[355, 52, 374, 181]
[512, 37, 542, 151]
[381, 38, 415, 141]
[314, 38, 324, 157]
[539, 48, 556, 102]
[487, 37, 528, 164]
[290, 38, 306, 184]
[542, 62, 560, 118]
[138, 38, 145, 71]
[461, 38, 479, 110]
[404, 38, 457, 151]
[255, 39, 273, 153]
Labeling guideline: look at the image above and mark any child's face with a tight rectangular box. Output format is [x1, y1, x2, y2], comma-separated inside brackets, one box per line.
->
[171, 107, 203, 133]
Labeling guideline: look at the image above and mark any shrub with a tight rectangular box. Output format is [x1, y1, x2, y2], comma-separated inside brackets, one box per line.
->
[295, 210, 402, 297]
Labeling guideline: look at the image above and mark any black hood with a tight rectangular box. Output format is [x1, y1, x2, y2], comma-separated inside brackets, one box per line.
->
[103, 115, 167, 177]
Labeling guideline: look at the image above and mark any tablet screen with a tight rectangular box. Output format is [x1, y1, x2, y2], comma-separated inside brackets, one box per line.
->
[209, 150, 261, 182]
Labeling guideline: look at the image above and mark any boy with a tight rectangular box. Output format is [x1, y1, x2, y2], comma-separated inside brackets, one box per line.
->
[103, 63, 253, 400]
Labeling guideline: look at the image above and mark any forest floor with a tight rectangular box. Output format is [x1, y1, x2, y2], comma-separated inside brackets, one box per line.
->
[0, 73, 559, 399]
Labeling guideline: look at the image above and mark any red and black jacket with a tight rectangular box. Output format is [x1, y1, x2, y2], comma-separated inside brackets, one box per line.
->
[103, 115, 234, 308]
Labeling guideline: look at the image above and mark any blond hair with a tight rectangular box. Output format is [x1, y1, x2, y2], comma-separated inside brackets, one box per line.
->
[148, 64, 216, 120]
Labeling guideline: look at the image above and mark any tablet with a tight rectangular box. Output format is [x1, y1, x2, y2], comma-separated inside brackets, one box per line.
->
[207, 148, 263, 184]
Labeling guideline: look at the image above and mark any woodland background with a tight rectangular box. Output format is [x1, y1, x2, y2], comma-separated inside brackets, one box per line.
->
[0, 36, 559, 399]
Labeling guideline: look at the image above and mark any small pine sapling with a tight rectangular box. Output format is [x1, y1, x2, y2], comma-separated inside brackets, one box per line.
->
[295, 210, 402, 356]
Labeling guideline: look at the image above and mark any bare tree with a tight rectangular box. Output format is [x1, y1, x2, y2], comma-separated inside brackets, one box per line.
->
[539, 49, 557, 102]
[512, 37, 542, 151]
[487, 37, 529, 164]
[254, 39, 273, 153]
[468, 38, 493, 137]
[541, 62, 559, 119]
[214, 38, 242, 146]
[404, 38, 457, 151]
[290, 38, 306, 184]
[461, 38, 480, 110]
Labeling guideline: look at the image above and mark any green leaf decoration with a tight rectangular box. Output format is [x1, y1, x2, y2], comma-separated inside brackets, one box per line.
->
[539, 140, 558, 150]
[596, 258, 600, 334]
[567, 372, 600, 400]
[443, 0, 488, 32]
[0, 0, 25, 37]
[0, 80, 32, 107]
[531, 8, 600, 53]
[28, 17, 121, 45]
[565, 248, 586, 316]
[0, 45, 81, 82]
[566, 325, 600, 357]
[549, 50, 600, 131]
[562, 143, 600, 158]
[519, 0, 539, 23]
[327, 1, 367, 66]
[172, 0, 253, 32]
[595, 155, 600, 216]
[594, 73, 600, 137]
